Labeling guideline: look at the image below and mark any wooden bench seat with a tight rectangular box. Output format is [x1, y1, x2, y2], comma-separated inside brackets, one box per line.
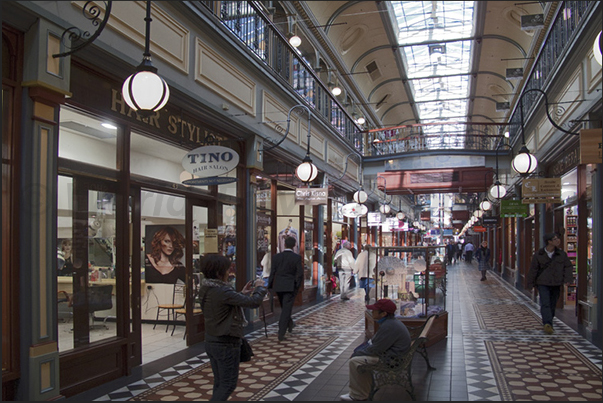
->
[357, 313, 439, 400]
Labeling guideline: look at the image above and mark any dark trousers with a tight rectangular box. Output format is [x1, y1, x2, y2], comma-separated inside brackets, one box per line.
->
[276, 291, 295, 338]
[537, 285, 562, 326]
[205, 339, 241, 401]
[465, 250, 473, 263]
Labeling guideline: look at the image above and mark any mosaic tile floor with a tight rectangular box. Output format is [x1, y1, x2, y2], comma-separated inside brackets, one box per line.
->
[78, 261, 601, 402]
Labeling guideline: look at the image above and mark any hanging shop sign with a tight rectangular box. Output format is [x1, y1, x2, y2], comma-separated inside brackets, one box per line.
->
[367, 212, 382, 226]
[580, 129, 602, 164]
[295, 187, 328, 205]
[182, 145, 239, 179]
[472, 226, 487, 232]
[341, 202, 368, 218]
[500, 199, 528, 217]
[522, 178, 561, 204]
[482, 217, 499, 226]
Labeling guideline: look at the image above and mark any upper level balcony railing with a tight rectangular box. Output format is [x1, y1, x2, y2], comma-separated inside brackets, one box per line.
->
[507, 1, 594, 144]
[362, 122, 507, 157]
[196, 1, 363, 150]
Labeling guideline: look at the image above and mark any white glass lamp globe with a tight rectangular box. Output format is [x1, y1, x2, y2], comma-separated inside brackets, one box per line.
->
[490, 181, 507, 199]
[379, 204, 391, 214]
[122, 71, 170, 116]
[295, 158, 318, 183]
[289, 35, 302, 48]
[353, 189, 368, 204]
[331, 86, 342, 96]
[396, 211, 405, 220]
[356, 116, 366, 125]
[480, 199, 492, 211]
[512, 148, 538, 175]
[594, 31, 602, 66]
[473, 209, 484, 218]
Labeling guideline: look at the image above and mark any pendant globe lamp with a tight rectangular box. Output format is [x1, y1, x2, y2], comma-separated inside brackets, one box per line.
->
[122, 1, 170, 118]
[479, 198, 492, 211]
[490, 179, 507, 199]
[354, 188, 368, 204]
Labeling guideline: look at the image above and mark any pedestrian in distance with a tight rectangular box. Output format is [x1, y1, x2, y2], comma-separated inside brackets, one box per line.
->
[268, 236, 304, 341]
[474, 240, 491, 281]
[463, 241, 475, 264]
[333, 240, 356, 301]
[526, 232, 575, 335]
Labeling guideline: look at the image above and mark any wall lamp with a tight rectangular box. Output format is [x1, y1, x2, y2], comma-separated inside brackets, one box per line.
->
[512, 88, 579, 175]
[122, 1, 170, 117]
[329, 152, 366, 204]
[262, 105, 318, 184]
[490, 142, 512, 200]
[52, 1, 169, 117]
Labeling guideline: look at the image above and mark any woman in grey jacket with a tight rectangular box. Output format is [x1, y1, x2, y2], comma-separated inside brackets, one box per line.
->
[199, 254, 267, 401]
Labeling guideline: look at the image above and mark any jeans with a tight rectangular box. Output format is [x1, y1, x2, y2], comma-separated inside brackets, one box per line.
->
[358, 278, 375, 301]
[205, 339, 241, 401]
[537, 285, 561, 326]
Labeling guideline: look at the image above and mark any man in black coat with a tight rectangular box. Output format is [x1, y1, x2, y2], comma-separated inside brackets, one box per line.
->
[268, 236, 304, 341]
[526, 232, 574, 335]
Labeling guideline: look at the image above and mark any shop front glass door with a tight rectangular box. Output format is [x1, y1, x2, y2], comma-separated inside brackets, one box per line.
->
[57, 175, 118, 350]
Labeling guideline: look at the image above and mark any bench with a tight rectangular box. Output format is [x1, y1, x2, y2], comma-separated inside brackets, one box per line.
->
[358, 313, 438, 401]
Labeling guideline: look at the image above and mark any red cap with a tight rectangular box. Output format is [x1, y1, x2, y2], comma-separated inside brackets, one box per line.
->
[366, 299, 397, 314]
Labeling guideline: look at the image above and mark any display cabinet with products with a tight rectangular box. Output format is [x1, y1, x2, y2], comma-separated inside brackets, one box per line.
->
[565, 214, 577, 305]
[364, 246, 448, 346]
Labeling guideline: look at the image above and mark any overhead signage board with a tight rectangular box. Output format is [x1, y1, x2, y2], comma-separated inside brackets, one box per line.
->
[182, 145, 239, 178]
[367, 212, 382, 226]
[472, 226, 487, 232]
[341, 202, 368, 218]
[500, 199, 528, 218]
[580, 129, 602, 164]
[295, 187, 328, 205]
[522, 178, 561, 197]
[482, 217, 499, 226]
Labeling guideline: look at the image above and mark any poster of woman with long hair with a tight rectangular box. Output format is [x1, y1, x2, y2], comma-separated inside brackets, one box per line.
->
[144, 225, 186, 284]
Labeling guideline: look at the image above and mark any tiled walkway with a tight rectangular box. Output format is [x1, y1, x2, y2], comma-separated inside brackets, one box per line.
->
[69, 261, 602, 401]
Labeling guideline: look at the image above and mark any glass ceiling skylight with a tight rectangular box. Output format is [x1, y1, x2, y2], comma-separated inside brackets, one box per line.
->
[391, 1, 475, 123]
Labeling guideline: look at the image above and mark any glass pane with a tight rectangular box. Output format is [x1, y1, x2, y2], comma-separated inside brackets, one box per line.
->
[59, 106, 117, 169]
[303, 220, 314, 286]
[140, 191, 186, 327]
[57, 176, 118, 351]
[130, 131, 205, 188]
[192, 205, 207, 319]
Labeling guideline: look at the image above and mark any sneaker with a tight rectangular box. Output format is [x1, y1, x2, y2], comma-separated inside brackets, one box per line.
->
[543, 324, 554, 335]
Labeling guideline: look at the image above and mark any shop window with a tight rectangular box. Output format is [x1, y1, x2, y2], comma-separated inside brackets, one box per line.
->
[59, 106, 117, 170]
[255, 177, 272, 282]
[57, 175, 119, 351]
[131, 131, 206, 188]
[140, 190, 186, 322]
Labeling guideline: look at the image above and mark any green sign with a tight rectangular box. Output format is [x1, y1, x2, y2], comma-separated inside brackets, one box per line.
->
[500, 199, 528, 217]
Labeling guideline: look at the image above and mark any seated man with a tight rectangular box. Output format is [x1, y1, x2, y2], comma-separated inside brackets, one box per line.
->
[340, 299, 411, 401]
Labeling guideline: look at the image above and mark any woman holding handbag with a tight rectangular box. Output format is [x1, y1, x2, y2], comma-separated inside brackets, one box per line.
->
[199, 254, 266, 401]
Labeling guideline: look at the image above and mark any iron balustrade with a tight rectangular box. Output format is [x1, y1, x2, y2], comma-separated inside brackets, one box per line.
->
[507, 1, 594, 142]
[197, 1, 362, 151]
[363, 122, 507, 156]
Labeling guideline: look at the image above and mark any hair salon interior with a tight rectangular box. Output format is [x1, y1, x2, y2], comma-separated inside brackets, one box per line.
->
[2, 0, 602, 400]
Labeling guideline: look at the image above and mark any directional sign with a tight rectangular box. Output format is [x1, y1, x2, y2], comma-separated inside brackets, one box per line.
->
[522, 178, 561, 198]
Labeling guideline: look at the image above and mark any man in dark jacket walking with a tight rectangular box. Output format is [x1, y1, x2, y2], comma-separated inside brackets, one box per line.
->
[526, 232, 574, 335]
[268, 236, 304, 341]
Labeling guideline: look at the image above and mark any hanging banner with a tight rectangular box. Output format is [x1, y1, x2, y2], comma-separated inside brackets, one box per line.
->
[500, 200, 528, 217]
[295, 187, 328, 205]
[342, 202, 368, 218]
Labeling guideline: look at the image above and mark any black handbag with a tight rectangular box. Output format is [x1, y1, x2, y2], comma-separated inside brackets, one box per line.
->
[240, 337, 254, 362]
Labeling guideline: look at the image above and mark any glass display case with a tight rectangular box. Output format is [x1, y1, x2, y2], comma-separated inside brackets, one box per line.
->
[364, 245, 448, 345]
